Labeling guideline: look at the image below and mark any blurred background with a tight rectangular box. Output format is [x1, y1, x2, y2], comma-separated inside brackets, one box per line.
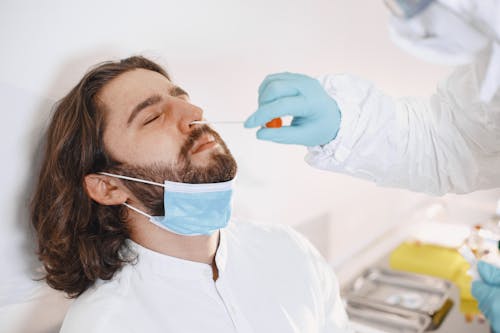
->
[1, 0, 498, 332]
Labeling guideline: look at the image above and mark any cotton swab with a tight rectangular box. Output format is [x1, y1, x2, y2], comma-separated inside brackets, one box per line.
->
[191, 118, 282, 128]
[190, 120, 244, 125]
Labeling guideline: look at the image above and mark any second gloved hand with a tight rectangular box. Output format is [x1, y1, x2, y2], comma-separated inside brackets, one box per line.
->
[471, 261, 500, 333]
[244, 72, 341, 147]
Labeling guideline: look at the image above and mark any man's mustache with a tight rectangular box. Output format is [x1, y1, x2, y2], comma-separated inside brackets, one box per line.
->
[178, 125, 221, 160]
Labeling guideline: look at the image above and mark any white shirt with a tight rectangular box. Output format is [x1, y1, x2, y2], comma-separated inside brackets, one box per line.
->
[59, 220, 351, 333]
[306, 1, 500, 196]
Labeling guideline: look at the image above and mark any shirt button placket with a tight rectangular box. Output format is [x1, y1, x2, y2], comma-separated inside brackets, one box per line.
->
[215, 283, 239, 330]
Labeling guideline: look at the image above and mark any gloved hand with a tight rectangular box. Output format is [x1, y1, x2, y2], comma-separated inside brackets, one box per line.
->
[471, 261, 500, 333]
[244, 72, 342, 147]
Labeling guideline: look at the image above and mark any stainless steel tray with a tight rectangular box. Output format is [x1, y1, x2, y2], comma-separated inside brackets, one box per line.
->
[345, 267, 452, 316]
[346, 298, 431, 333]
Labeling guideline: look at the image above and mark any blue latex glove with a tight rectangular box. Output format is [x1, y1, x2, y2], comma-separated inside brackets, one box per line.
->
[471, 261, 500, 333]
[244, 72, 342, 147]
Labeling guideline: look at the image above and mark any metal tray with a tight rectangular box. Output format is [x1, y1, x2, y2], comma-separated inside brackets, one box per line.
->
[346, 298, 431, 333]
[345, 267, 452, 316]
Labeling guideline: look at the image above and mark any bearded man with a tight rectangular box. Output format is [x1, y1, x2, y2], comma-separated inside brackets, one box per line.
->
[31, 56, 351, 333]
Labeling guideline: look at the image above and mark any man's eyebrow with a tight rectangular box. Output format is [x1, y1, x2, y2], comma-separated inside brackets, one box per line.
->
[127, 94, 163, 126]
[170, 86, 189, 98]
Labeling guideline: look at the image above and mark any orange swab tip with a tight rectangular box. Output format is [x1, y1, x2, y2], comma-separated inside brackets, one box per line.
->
[265, 118, 282, 128]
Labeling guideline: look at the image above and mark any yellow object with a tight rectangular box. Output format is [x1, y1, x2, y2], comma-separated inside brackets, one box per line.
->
[389, 242, 479, 315]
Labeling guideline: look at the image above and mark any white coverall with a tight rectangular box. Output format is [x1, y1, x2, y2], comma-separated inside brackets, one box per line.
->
[306, 0, 500, 195]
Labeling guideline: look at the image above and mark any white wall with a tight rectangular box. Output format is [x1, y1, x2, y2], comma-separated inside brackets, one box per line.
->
[1, 0, 499, 332]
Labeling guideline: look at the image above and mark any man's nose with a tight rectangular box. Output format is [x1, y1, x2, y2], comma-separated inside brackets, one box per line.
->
[179, 103, 203, 134]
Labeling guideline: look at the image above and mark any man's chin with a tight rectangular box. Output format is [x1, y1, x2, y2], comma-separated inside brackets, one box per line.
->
[183, 150, 237, 184]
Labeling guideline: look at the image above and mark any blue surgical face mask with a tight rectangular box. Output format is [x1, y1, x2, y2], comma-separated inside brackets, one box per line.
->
[99, 172, 234, 236]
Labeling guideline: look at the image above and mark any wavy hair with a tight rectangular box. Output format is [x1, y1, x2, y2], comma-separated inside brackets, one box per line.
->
[31, 56, 170, 297]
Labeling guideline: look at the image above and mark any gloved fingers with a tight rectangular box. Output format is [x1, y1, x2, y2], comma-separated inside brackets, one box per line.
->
[258, 80, 300, 105]
[477, 261, 500, 285]
[255, 126, 302, 145]
[471, 280, 500, 326]
[258, 72, 310, 96]
[472, 269, 500, 333]
[244, 96, 306, 128]
[472, 280, 490, 303]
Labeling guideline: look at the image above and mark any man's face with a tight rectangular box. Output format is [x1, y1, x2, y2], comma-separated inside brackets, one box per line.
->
[97, 68, 237, 213]
[100, 68, 228, 170]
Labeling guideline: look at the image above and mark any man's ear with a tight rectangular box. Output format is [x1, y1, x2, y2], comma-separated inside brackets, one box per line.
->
[84, 174, 128, 205]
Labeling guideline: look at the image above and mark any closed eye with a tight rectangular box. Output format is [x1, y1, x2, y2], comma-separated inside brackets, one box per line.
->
[144, 114, 160, 125]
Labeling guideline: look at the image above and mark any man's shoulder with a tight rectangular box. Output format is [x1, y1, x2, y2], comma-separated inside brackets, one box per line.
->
[227, 218, 318, 256]
[226, 219, 337, 291]
[228, 218, 300, 239]
[60, 268, 132, 332]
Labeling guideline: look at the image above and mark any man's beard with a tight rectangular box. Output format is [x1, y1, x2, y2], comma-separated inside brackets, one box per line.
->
[107, 125, 237, 216]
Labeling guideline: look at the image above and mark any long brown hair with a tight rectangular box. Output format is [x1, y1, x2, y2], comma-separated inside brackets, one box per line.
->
[31, 56, 170, 297]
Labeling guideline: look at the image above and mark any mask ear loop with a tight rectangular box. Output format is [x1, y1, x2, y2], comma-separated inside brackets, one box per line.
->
[98, 172, 164, 219]
[98, 172, 165, 187]
[122, 202, 153, 219]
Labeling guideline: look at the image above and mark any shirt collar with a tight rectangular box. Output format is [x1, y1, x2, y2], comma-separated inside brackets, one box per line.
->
[124, 228, 228, 280]
[215, 228, 228, 273]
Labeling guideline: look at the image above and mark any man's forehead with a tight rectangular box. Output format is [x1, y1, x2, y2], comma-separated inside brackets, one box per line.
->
[99, 68, 173, 107]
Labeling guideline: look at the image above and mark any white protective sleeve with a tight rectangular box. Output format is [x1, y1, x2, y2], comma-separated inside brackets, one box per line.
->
[306, 48, 500, 196]
[387, 0, 500, 102]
